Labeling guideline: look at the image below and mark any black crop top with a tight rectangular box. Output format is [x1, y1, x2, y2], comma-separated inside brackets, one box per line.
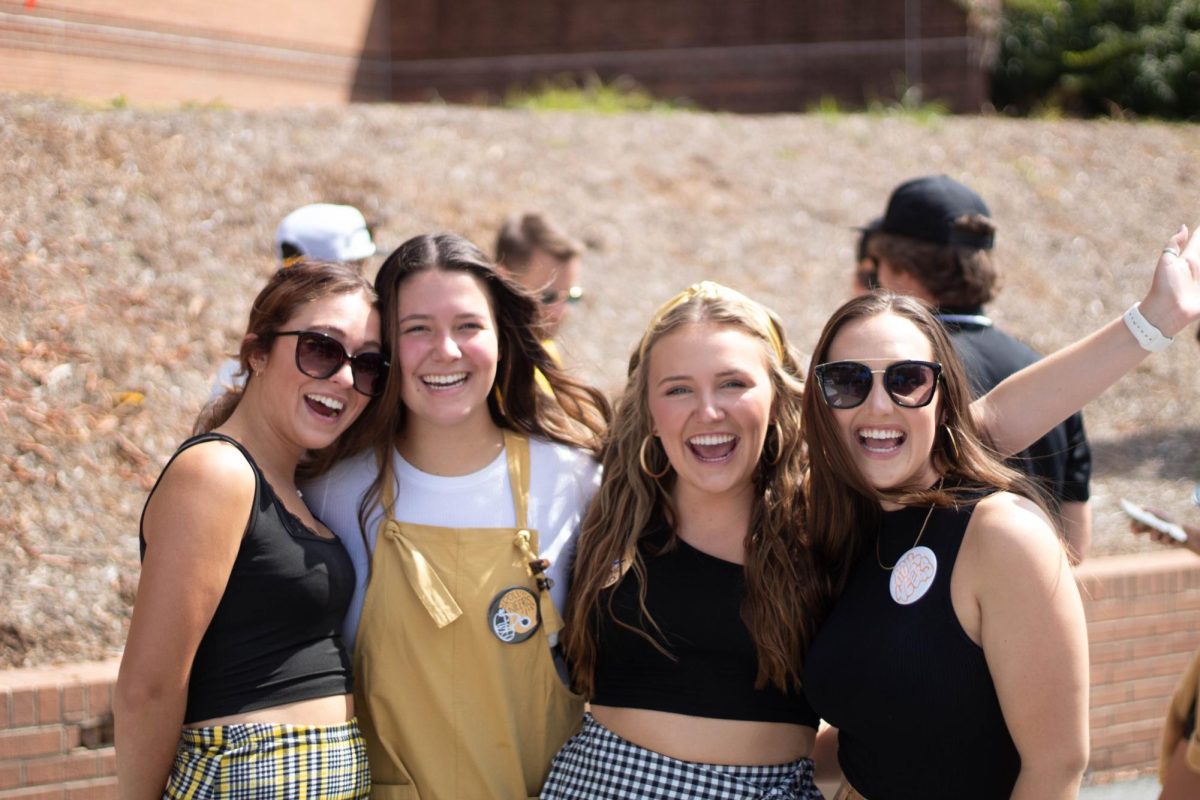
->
[590, 523, 818, 727]
[139, 433, 355, 724]
[804, 497, 1020, 800]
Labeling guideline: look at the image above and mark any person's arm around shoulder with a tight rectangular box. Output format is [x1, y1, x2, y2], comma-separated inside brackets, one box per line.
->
[114, 441, 256, 800]
[963, 492, 1089, 800]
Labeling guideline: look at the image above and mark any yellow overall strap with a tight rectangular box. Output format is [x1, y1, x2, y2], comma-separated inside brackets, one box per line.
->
[502, 430, 566, 638]
[379, 454, 463, 628]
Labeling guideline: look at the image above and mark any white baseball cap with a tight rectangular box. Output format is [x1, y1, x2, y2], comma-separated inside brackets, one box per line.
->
[275, 203, 377, 263]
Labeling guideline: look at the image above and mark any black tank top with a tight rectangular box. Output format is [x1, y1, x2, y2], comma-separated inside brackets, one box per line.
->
[591, 523, 818, 726]
[139, 433, 354, 724]
[804, 498, 1020, 799]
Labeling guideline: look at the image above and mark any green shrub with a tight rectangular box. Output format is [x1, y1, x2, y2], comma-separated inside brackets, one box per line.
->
[993, 0, 1200, 120]
[503, 73, 690, 114]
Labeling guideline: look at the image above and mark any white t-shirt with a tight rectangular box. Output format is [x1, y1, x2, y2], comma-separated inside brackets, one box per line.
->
[303, 437, 601, 651]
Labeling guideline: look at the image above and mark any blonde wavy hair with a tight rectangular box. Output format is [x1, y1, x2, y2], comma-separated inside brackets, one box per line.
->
[563, 282, 831, 695]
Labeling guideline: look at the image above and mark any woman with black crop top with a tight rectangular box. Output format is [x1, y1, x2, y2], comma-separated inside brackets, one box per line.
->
[114, 262, 388, 799]
[543, 283, 826, 799]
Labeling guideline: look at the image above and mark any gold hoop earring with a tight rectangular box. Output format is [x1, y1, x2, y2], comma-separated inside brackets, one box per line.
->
[639, 435, 671, 479]
[942, 423, 960, 462]
[763, 421, 784, 466]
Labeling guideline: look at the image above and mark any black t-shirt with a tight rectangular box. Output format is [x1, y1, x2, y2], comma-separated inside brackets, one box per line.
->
[940, 310, 1091, 504]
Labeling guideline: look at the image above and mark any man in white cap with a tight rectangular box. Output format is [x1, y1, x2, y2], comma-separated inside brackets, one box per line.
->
[275, 203, 377, 266]
[209, 203, 377, 400]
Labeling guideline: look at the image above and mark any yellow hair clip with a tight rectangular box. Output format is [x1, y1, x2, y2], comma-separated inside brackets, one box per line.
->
[639, 281, 784, 363]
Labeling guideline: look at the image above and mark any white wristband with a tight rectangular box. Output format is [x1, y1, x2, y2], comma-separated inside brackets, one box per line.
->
[1123, 303, 1174, 352]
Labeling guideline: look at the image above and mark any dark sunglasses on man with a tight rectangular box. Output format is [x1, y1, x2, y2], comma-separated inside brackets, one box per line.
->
[813, 360, 942, 409]
[273, 330, 389, 397]
[539, 285, 584, 306]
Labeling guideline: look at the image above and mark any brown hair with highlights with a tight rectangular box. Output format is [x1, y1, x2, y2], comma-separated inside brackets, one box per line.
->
[801, 292, 1054, 593]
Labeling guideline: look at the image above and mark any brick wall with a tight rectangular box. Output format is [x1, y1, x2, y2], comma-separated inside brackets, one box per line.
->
[0, 659, 118, 800]
[383, 0, 993, 112]
[1, 0, 994, 112]
[1078, 549, 1200, 780]
[0, 0, 389, 107]
[4, 550, 1190, 794]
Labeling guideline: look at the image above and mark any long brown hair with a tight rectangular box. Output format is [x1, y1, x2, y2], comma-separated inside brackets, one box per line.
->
[195, 260, 377, 434]
[801, 292, 1053, 593]
[564, 282, 828, 696]
[306, 232, 611, 540]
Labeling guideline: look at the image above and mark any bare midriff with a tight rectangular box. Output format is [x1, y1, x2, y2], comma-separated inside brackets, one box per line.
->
[589, 704, 815, 766]
[185, 693, 353, 729]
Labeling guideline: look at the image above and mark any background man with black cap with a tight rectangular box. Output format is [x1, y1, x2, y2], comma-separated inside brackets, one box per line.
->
[863, 174, 1094, 562]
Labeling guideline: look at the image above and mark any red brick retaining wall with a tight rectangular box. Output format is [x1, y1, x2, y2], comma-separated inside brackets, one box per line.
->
[2, 550, 1196, 795]
[0, 659, 119, 800]
[1077, 549, 1200, 779]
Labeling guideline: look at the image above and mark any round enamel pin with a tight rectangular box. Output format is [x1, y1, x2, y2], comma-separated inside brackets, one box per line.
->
[889, 546, 937, 605]
[488, 586, 541, 643]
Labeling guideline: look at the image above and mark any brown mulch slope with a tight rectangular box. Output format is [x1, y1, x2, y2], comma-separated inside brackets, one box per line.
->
[2, 93, 1199, 668]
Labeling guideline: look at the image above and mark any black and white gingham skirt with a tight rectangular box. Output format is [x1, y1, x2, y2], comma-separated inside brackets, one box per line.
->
[540, 712, 823, 800]
[164, 718, 370, 799]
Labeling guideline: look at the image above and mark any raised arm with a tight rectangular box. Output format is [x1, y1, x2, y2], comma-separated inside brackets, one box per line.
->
[972, 224, 1200, 455]
[113, 443, 253, 800]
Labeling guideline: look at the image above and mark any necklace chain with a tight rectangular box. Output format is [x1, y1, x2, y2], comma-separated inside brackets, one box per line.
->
[877, 478, 944, 571]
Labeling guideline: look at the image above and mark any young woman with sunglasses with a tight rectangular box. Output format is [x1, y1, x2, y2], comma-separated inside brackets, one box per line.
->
[115, 261, 388, 799]
[542, 281, 826, 799]
[302, 233, 610, 800]
[800, 227, 1200, 800]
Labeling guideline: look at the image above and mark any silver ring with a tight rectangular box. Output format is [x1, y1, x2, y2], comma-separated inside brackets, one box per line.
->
[1163, 246, 1181, 257]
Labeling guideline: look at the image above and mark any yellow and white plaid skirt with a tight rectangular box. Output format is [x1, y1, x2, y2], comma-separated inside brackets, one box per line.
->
[164, 718, 369, 799]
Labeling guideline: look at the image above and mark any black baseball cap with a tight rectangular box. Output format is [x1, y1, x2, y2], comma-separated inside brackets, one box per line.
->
[880, 175, 995, 250]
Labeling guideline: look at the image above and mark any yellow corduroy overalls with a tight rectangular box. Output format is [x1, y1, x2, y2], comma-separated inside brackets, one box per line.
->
[353, 431, 584, 800]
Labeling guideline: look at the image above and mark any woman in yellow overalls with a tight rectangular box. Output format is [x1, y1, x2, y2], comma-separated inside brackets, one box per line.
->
[303, 233, 611, 799]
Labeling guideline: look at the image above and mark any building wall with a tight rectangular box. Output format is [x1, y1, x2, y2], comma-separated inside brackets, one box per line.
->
[1078, 549, 1200, 775]
[1, 551, 1196, 796]
[381, 0, 992, 111]
[0, 0, 390, 107]
[1, 0, 993, 112]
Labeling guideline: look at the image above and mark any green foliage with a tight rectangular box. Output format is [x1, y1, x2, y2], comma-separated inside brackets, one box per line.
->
[807, 88, 949, 125]
[503, 73, 690, 114]
[809, 95, 846, 119]
[993, 0, 1200, 120]
[865, 87, 951, 125]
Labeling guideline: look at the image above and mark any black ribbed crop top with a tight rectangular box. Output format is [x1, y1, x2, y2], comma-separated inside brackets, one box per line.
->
[139, 433, 354, 724]
[804, 497, 1020, 800]
[590, 523, 818, 727]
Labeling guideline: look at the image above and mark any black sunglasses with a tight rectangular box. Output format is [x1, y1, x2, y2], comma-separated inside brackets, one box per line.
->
[539, 285, 584, 306]
[274, 330, 389, 397]
[813, 360, 942, 409]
